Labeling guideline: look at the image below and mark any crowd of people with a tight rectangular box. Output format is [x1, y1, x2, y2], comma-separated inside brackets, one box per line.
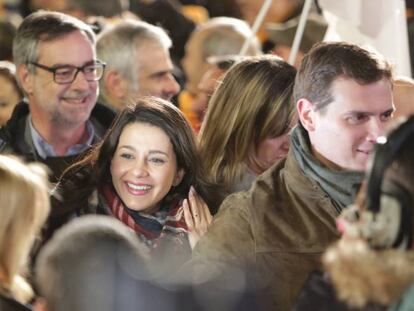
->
[0, 0, 414, 310]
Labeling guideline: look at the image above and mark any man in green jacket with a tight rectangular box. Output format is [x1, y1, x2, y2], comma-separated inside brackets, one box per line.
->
[189, 42, 395, 311]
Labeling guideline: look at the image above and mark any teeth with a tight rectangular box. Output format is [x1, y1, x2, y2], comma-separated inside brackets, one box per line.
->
[63, 96, 87, 103]
[65, 98, 83, 102]
[127, 183, 151, 191]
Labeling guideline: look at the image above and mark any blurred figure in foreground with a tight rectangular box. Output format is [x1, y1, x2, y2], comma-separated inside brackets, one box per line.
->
[0, 155, 50, 310]
[35, 215, 256, 311]
[34, 215, 156, 311]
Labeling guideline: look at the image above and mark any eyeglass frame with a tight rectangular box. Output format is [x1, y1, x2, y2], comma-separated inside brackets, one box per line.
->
[28, 60, 106, 84]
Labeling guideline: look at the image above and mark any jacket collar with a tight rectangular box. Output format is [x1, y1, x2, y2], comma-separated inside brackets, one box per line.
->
[0, 101, 116, 157]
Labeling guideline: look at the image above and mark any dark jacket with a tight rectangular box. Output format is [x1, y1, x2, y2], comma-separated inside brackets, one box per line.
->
[0, 292, 31, 311]
[0, 101, 116, 240]
[0, 101, 116, 182]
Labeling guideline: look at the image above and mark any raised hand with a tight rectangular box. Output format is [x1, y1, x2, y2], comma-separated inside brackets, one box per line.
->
[183, 186, 213, 249]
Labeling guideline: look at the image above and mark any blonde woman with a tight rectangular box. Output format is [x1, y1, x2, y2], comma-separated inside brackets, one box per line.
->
[198, 55, 297, 194]
[0, 155, 50, 309]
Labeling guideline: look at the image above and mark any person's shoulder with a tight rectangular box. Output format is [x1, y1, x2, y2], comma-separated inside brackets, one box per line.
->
[255, 159, 286, 189]
[92, 102, 117, 117]
[52, 166, 97, 218]
[0, 123, 20, 154]
[0, 130, 9, 152]
[89, 102, 117, 133]
[218, 162, 285, 212]
[219, 190, 250, 212]
[0, 101, 30, 150]
[58, 162, 94, 191]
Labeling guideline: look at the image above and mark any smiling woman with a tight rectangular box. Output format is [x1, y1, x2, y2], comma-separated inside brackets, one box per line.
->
[110, 122, 185, 214]
[55, 97, 223, 269]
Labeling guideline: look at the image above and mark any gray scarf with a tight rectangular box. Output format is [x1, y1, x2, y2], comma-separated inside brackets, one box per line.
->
[291, 125, 364, 212]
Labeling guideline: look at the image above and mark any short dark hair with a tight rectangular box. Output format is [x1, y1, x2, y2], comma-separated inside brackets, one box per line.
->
[293, 41, 392, 112]
[13, 10, 95, 67]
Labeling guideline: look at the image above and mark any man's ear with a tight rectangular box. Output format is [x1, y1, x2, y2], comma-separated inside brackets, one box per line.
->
[297, 98, 316, 132]
[173, 169, 185, 187]
[104, 70, 129, 99]
[33, 297, 49, 311]
[17, 64, 33, 96]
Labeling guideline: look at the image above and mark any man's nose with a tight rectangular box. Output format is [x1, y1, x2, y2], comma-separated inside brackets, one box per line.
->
[366, 118, 386, 143]
[164, 74, 180, 97]
[71, 69, 91, 90]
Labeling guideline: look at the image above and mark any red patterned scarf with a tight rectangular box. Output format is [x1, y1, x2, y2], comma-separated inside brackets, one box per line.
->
[98, 184, 188, 248]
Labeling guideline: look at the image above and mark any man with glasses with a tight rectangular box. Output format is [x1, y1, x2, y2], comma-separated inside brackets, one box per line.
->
[0, 11, 116, 237]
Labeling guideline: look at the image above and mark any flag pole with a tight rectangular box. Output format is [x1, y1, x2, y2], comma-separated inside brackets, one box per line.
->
[288, 0, 313, 65]
[239, 0, 273, 56]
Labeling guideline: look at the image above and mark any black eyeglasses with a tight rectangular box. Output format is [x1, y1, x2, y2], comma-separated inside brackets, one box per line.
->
[28, 60, 106, 84]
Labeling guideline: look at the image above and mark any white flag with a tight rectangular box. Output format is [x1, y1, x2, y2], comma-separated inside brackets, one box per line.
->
[320, 0, 411, 77]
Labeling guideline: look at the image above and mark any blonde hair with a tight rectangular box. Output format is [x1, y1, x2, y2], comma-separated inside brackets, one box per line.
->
[198, 55, 296, 192]
[0, 155, 50, 303]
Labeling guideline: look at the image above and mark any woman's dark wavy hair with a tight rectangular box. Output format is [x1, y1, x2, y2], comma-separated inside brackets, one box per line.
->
[59, 97, 222, 214]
